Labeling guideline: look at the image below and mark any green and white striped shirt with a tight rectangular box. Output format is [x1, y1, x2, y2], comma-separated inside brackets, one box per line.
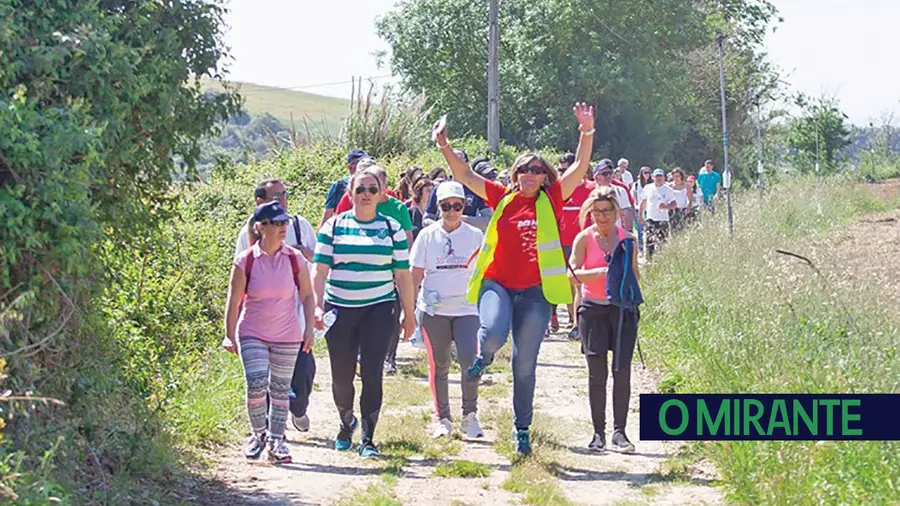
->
[314, 211, 410, 308]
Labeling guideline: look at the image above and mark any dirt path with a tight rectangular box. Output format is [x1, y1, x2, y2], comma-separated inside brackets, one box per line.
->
[202, 310, 723, 506]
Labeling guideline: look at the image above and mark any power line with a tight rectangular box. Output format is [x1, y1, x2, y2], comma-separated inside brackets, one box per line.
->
[279, 75, 397, 91]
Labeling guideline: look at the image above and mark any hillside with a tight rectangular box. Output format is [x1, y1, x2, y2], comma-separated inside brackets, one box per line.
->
[201, 79, 350, 135]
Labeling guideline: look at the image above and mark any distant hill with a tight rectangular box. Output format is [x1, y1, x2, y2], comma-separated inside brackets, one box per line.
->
[201, 79, 349, 136]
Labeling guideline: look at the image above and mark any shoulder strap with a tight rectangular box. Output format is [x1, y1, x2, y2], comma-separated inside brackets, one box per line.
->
[291, 215, 303, 247]
[288, 249, 303, 295]
[244, 249, 255, 294]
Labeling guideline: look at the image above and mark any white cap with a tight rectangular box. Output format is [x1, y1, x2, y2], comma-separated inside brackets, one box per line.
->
[436, 181, 465, 202]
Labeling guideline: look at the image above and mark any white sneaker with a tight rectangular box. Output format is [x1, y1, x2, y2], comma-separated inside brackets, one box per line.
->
[410, 335, 427, 349]
[461, 412, 484, 438]
[431, 418, 452, 439]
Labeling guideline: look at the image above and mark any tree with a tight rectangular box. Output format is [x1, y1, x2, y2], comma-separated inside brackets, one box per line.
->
[0, 0, 240, 498]
[377, 0, 781, 169]
[787, 94, 851, 175]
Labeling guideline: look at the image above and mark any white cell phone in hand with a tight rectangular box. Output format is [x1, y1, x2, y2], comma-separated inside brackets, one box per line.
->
[432, 114, 447, 141]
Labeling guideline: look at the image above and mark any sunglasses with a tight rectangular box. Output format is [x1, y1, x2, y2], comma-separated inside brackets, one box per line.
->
[355, 185, 379, 195]
[440, 202, 464, 212]
[517, 164, 546, 175]
[269, 190, 288, 200]
[261, 219, 289, 227]
[596, 170, 613, 177]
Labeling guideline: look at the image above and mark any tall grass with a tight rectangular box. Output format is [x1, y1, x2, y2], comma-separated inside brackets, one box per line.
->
[640, 176, 899, 505]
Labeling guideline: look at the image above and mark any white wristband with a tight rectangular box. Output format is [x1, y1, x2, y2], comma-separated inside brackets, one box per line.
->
[580, 128, 595, 136]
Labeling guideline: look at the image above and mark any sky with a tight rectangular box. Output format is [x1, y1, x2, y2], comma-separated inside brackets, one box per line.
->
[222, 0, 900, 126]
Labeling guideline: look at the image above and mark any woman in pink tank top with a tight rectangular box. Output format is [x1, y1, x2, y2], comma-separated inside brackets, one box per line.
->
[568, 186, 641, 454]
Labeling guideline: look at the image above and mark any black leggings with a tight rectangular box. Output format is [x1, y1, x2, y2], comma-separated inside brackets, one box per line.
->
[577, 302, 639, 434]
[325, 301, 397, 443]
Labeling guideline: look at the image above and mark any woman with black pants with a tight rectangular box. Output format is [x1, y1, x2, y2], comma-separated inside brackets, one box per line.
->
[568, 186, 641, 453]
[312, 169, 416, 458]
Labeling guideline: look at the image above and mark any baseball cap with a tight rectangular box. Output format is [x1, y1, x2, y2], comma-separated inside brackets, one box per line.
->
[592, 159, 615, 175]
[253, 201, 291, 223]
[357, 157, 377, 171]
[559, 152, 576, 166]
[652, 168, 666, 177]
[346, 149, 369, 164]
[473, 159, 498, 180]
[436, 181, 466, 202]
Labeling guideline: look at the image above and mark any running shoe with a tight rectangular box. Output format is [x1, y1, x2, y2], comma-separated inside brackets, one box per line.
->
[244, 432, 266, 460]
[358, 440, 380, 458]
[291, 413, 310, 432]
[461, 412, 484, 438]
[431, 418, 452, 439]
[267, 436, 292, 464]
[610, 430, 635, 454]
[335, 416, 358, 451]
[588, 433, 606, 452]
[515, 428, 532, 457]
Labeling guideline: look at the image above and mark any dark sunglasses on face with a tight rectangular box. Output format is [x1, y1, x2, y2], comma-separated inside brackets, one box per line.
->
[597, 170, 613, 177]
[355, 185, 379, 195]
[517, 164, 545, 175]
[440, 202, 464, 212]
[262, 219, 289, 227]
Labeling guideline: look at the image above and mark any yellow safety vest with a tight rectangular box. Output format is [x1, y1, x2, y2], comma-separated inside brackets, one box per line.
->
[466, 190, 573, 305]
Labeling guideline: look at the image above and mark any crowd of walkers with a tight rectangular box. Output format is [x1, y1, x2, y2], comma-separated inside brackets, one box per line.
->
[223, 102, 724, 464]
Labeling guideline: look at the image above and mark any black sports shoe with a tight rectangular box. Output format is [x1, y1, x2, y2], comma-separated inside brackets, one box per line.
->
[335, 416, 358, 451]
[610, 430, 635, 454]
[588, 433, 606, 452]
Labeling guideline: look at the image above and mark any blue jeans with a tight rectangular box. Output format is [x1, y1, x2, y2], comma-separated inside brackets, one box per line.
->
[476, 278, 552, 429]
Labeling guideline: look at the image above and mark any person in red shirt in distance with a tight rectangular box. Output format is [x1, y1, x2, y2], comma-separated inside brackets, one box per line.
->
[554, 152, 593, 341]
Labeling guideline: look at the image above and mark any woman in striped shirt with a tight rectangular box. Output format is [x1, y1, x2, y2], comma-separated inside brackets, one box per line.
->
[312, 169, 416, 458]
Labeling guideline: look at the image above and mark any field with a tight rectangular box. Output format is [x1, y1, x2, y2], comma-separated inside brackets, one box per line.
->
[201, 79, 350, 135]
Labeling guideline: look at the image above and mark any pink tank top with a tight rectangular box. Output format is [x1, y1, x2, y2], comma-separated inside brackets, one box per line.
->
[581, 227, 627, 302]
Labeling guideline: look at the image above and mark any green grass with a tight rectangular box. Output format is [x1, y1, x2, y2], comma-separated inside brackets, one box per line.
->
[201, 79, 349, 135]
[640, 177, 900, 505]
[434, 460, 492, 478]
[166, 352, 246, 449]
[336, 475, 402, 506]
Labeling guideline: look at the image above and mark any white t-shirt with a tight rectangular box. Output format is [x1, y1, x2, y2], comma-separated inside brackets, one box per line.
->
[619, 170, 634, 186]
[670, 186, 689, 209]
[641, 184, 676, 222]
[410, 221, 483, 316]
[233, 214, 316, 330]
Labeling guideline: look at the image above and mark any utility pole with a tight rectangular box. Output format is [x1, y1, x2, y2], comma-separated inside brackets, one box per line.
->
[716, 34, 733, 236]
[487, 0, 500, 153]
[815, 122, 820, 188]
[755, 95, 764, 195]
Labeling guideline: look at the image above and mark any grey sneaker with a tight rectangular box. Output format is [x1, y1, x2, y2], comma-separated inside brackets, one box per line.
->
[588, 433, 606, 452]
[292, 413, 310, 432]
[610, 430, 635, 454]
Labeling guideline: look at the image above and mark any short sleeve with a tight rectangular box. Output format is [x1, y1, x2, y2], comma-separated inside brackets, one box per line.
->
[393, 200, 414, 231]
[388, 217, 410, 269]
[409, 227, 428, 269]
[313, 216, 336, 266]
[484, 179, 508, 209]
[298, 217, 317, 251]
[233, 247, 251, 270]
[324, 180, 344, 209]
[233, 223, 250, 261]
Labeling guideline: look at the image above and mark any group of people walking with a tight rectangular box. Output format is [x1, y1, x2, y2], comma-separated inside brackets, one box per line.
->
[222, 102, 713, 465]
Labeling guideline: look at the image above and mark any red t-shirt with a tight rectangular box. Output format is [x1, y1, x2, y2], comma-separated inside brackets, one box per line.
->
[559, 181, 595, 247]
[335, 188, 399, 213]
[483, 180, 564, 290]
